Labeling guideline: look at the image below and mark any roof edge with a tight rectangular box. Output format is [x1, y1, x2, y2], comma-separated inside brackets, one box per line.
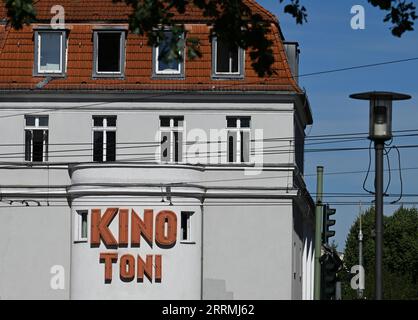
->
[0, 90, 302, 103]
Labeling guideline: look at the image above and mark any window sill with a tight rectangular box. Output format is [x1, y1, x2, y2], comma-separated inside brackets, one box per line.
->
[211, 74, 245, 80]
[33, 73, 66, 78]
[180, 240, 196, 245]
[152, 74, 185, 80]
[226, 162, 256, 166]
[74, 239, 88, 244]
[92, 73, 125, 80]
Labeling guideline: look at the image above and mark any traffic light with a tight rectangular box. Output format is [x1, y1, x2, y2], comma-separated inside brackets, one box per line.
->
[320, 249, 341, 300]
[323, 204, 336, 244]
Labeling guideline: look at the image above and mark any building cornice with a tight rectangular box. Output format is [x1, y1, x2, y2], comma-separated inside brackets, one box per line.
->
[0, 91, 313, 124]
[0, 90, 299, 103]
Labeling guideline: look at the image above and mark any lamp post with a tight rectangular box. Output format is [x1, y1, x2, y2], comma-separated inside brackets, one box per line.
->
[349, 91, 411, 300]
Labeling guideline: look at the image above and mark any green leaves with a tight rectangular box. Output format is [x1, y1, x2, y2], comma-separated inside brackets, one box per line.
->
[279, 0, 417, 37]
[279, 0, 307, 25]
[368, 0, 417, 37]
[4, 0, 36, 29]
[383, 1, 417, 37]
[342, 207, 418, 299]
[121, 0, 277, 77]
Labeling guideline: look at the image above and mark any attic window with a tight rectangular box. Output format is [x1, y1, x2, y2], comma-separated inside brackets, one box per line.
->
[153, 31, 184, 78]
[34, 30, 66, 76]
[212, 37, 244, 79]
[93, 30, 126, 77]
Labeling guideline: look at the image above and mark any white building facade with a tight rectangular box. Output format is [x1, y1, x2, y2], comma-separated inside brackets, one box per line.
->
[0, 0, 315, 300]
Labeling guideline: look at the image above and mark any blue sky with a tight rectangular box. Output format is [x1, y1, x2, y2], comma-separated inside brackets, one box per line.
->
[258, 0, 418, 250]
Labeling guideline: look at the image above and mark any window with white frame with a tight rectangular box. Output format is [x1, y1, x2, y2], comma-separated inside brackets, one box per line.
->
[34, 30, 66, 76]
[227, 116, 251, 163]
[93, 30, 126, 77]
[92, 116, 117, 162]
[74, 210, 88, 242]
[25, 115, 49, 162]
[160, 116, 184, 163]
[213, 37, 244, 78]
[153, 31, 184, 78]
[181, 211, 194, 242]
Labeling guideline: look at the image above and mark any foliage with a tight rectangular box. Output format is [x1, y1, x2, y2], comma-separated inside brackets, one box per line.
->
[3, 0, 36, 29]
[342, 206, 418, 300]
[1, 0, 417, 76]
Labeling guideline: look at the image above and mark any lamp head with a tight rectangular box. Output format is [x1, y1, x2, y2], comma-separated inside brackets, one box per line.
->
[350, 91, 411, 141]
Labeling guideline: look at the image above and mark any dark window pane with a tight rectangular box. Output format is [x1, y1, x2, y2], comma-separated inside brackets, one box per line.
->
[26, 116, 35, 126]
[32, 130, 44, 162]
[240, 131, 244, 163]
[93, 131, 103, 162]
[93, 117, 103, 127]
[39, 32, 61, 72]
[231, 47, 239, 73]
[227, 117, 237, 128]
[216, 39, 230, 73]
[216, 40, 239, 73]
[106, 131, 116, 162]
[44, 131, 49, 161]
[157, 32, 180, 72]
[25, 130, 32, 161]
[107, 116, 117, 127]
[39, 116, 49, 127]
[173, 117, 184, 127]
[228, 135, 235, 163]
[174, 131, 179, 162]
[181, 212, 188, 240]
[160, 117, 170, 127]
[97, 33, 121, 72]
[240, 117, 251, 128]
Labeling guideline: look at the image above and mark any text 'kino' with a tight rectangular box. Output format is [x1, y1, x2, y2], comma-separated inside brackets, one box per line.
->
[91, 208, 177, 248]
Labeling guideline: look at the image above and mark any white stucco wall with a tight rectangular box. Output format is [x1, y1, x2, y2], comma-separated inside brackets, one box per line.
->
[0, 205, 70, 299]
[202, 201, 293, 300]
[0, 101, 313, 299]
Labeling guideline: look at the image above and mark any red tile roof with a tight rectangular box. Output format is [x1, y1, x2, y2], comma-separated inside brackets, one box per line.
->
[0, 0, 277, 23]
[0, 1, 300, 93]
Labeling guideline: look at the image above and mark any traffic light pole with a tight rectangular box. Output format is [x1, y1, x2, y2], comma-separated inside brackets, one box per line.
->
[314, 166, 323, 300]
[375, 141, 384, 300]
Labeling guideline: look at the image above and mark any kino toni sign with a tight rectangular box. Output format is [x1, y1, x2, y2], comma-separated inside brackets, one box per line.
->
[89, 208, 178, 283]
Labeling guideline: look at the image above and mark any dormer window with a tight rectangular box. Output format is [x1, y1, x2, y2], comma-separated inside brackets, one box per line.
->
[153, 31, 184, 79]
[212, 37, 244, 79]
[93, 29, 126, 78]
[34, 30, 66, 76]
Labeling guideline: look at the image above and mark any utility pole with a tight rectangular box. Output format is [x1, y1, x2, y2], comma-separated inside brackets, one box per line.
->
[358, 202, 364, 299]
[374, 140, 384, 300]
[314, 166, 323, 300]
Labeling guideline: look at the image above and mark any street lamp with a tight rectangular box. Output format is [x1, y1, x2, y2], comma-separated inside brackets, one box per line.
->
[349, 91, 411, 300]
